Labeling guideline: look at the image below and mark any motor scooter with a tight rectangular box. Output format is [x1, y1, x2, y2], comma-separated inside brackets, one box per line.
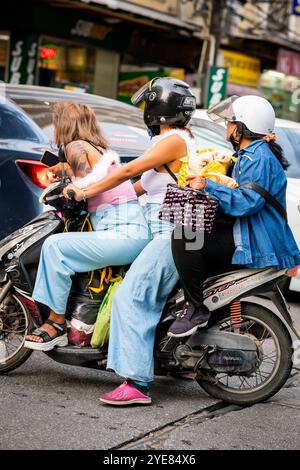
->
[0, 171, 299, 405]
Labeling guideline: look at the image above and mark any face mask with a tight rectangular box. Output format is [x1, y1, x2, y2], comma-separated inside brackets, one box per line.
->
[229, 124, 241, 153]
[229, 134, 240, 153]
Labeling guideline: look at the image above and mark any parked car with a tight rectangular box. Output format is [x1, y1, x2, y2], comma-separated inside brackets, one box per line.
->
[1, 84, 150, 239]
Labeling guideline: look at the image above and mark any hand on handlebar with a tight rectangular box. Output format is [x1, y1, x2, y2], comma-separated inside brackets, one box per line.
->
[63, 184, 85, 201]
[47, 170, 60, 184]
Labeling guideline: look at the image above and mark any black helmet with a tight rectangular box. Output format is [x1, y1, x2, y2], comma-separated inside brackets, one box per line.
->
[131, 77, 196, 129]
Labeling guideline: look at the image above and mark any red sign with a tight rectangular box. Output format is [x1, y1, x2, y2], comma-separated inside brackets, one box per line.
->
[277, 48, 300, 77]
[39, 46, 58, 61]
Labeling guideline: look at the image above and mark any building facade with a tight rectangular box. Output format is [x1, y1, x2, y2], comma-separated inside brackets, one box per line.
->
[1, 0, 299, 120]
[0, 0, 208, 99]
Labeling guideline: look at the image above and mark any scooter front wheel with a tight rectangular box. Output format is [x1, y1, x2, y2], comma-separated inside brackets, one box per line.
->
[196, 302, 293, 406]
[0, 291, 33, 374]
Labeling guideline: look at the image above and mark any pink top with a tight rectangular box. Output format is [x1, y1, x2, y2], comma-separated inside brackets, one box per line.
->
[87, 164, 137, 212]
[72, 150, 137, 213]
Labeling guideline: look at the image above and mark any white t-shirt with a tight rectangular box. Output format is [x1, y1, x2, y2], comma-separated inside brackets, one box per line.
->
[140, 129, 196, 204]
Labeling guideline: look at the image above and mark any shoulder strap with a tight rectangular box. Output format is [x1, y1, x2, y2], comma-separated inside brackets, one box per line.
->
[241, 182, 287, 222]
[163, 163, 178, 183]
[86, 141, 103, 155]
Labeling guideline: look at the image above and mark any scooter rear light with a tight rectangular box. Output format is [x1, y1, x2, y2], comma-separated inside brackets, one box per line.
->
[16, 160, 49, 189]
[15, 294, 42, 324]
[287, 265, 300, 277]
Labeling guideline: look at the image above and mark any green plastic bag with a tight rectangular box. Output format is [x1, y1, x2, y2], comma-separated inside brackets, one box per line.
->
[91, 274, 123, 349]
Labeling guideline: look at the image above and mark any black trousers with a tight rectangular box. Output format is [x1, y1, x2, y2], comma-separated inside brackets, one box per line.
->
[171, 216, 237, 307]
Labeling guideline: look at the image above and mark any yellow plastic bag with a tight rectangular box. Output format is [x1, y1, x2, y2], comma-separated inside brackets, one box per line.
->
[200, 161, 238, 188]
[178, 148, 238, 189]
[200, 160, 227, 177]
[91, 273, 123, 348]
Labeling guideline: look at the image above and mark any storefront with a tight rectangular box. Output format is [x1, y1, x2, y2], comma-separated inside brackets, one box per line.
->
[257, 48, 300, 122]
[259, 70, 300, 122]
[37, 36, 120, 97]
[0, 0, 204, 100]
[0, 1, 133, 98]
[38, 38, 97, 92]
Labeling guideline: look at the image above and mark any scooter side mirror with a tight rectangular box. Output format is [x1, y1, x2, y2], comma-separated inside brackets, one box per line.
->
[58, 144, 68, 163]
[40, 150, 59, 167]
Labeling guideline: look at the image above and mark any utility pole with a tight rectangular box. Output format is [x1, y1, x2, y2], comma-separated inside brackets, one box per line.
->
[180, 0, 227, 107]
[199, 0, 226, 72]
[198, 0, 227, 108]
[209, 0, 226, 65]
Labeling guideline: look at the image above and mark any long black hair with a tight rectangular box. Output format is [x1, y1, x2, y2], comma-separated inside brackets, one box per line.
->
[236, 122, 290, 171]
[268, 141, 290, 171]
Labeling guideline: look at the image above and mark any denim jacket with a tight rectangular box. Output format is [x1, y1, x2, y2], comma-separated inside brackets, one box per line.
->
[205, 140, 300, 269]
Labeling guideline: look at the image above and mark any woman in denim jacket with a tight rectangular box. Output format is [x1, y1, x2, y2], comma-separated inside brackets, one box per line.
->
[169, 95, 300, 338]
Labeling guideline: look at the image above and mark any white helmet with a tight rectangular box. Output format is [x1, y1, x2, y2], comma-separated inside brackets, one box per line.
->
[208, 95, 275, 136]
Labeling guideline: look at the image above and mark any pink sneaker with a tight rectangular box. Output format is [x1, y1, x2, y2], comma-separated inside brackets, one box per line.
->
[99, 381, 152, 406]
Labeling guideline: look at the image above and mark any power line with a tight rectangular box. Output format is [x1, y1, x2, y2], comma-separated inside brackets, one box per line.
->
[233, 0, 300, 40]
[232, 0, 287, 32]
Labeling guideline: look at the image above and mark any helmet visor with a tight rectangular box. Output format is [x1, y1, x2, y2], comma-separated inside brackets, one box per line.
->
[207, 95, 239, 123]
[131, 83, 149, 106]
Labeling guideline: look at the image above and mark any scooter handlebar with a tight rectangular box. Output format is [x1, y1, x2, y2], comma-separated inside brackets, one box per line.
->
[67, 189, 76, 200]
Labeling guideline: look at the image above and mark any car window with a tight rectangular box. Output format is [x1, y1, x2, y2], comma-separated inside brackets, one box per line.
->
[0, 101, 47, 143]
[189, 119, 233, 154]
[11, 96, 148, 155]
[275, 127, 300, 179]
[100, 123, 150, 155]
[40, 121, 150, 156]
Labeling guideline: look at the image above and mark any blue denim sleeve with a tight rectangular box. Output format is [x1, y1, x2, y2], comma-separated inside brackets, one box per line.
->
[205, 153, 271, 217]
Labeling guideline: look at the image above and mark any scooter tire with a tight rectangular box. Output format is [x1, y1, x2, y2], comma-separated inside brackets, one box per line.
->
[0, 294, 33, 374]
[196, 302, 293, 406]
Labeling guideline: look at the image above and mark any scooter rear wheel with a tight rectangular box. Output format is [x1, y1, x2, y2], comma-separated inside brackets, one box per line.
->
[196, 302, 293, 406]
[0, 292, 33, 374]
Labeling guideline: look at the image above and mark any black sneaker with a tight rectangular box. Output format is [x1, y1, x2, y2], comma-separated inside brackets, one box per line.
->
[167, 301, 211, 338]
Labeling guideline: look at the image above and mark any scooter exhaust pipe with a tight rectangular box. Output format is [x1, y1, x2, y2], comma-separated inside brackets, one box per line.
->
[0, 280, 12, 303]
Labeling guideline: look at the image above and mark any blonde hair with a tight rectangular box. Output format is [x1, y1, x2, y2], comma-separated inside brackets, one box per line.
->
[52, 102, 108, 149]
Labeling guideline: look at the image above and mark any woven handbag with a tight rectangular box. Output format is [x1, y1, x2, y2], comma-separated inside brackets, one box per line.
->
[158, 164, 219, 233]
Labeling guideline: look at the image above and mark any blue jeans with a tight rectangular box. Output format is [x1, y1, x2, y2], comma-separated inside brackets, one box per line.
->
[107, 203, 180, 382]
[32, 201, 150, 314]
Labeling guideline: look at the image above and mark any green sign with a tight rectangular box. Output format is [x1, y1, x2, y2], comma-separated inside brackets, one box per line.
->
[8, 34, 39, 85]
[206, 66, 228, 108]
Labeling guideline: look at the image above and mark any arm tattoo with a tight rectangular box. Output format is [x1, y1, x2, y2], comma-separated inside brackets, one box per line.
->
[51, 162, 74, 178]
[66, 142, 93, 177]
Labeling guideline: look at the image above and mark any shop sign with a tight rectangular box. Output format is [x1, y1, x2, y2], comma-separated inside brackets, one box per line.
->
[277, 48, 300, 77]
[39, 44, 58, 61]
[293, 0, 300, 15]
[8, 34, 38, 85]
[2, 3, 131, 53]
[220, 50, 260, 87]
[206, 66, 228, 108]
[128, 0, 178, 15]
